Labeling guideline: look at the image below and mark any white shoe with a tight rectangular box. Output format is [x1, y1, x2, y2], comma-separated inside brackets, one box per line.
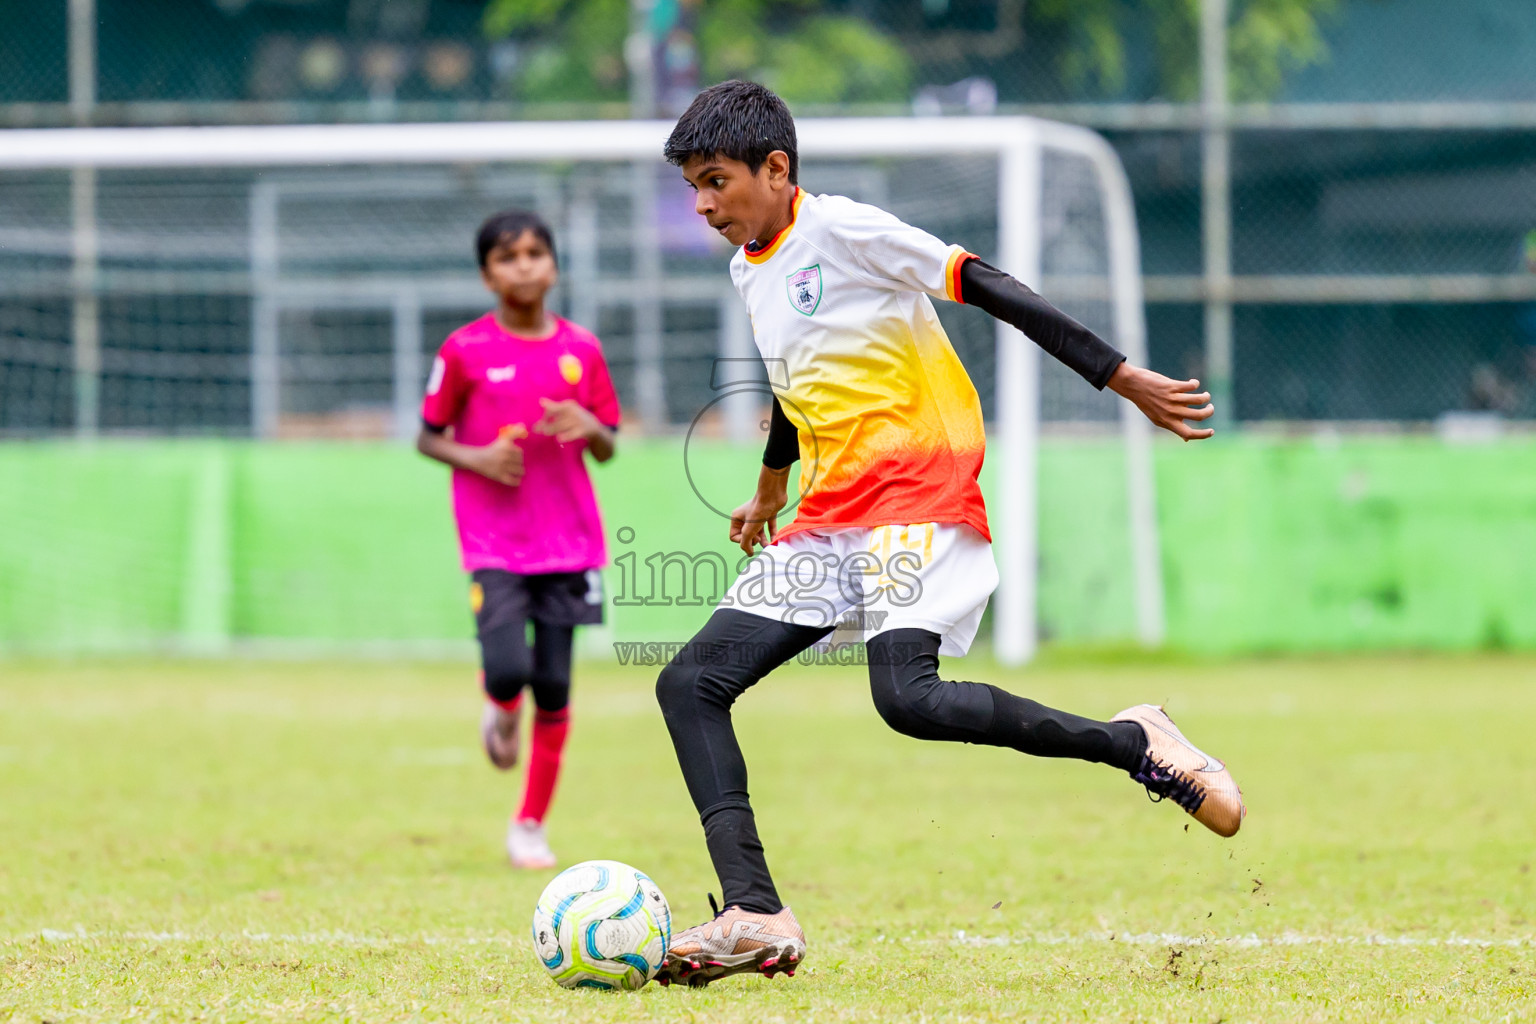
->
[507, 819, 557, 869]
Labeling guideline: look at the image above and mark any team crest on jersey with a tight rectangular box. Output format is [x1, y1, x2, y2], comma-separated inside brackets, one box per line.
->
[786, 265, 822, 316]
[558, 352, 583, 385]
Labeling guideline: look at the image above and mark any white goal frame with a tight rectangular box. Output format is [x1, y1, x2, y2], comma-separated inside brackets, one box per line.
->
[1, 116, 1164, 664]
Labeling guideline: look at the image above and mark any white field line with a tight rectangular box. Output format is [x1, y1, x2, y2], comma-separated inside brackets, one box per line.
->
[941, 931, 1536, 950]
[14, 928, 1534, 950]
[23, 929, 515, 947]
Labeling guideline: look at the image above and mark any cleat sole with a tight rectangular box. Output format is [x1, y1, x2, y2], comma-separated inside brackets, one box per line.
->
[757, 949, 802, 979]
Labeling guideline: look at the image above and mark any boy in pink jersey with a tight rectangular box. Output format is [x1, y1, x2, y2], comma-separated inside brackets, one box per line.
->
[417, 210, 621, 869]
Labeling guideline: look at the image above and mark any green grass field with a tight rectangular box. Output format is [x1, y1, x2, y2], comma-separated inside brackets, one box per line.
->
[3, 653, 1533, 1022]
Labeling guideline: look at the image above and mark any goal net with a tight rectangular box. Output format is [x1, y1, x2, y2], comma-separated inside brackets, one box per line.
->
[0, 119, 1160, 662]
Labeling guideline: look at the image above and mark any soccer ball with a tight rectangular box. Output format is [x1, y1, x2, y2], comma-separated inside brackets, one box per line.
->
[530, 860, 671, 990]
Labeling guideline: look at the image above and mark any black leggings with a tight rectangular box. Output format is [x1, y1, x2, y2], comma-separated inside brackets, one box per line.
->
[655, 610, 1145, 914]
[481, 619, 574, 713]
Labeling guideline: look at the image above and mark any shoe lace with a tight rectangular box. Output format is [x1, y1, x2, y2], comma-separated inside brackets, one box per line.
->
[1130, 755, 1207, 814]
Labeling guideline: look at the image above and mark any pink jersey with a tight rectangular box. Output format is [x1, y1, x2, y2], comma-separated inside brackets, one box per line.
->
[421, 314, 621, 575]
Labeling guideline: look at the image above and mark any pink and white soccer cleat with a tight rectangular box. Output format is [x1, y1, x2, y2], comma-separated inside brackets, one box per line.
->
[657, 897, 806, 987]
[1113, 703, 1246, 837]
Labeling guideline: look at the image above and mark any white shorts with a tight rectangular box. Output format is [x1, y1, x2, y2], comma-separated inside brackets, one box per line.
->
[719, 522, 999, 657]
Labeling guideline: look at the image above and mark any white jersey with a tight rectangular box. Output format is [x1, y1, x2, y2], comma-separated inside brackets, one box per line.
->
[729, 188, 989, 542]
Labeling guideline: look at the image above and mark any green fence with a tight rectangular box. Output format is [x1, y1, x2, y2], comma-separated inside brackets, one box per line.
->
[1, 436, 1532, 657]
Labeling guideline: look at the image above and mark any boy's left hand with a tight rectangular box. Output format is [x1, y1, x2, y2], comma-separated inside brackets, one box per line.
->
[535, 398, 600, 444]
[1107, 363, 1216, 441]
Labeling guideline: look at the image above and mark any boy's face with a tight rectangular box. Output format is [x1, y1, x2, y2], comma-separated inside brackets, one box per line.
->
[680, 151, 793, 249]
[480, 229, 557, 306]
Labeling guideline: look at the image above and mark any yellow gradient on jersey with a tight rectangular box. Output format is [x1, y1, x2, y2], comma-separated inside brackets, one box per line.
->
[780, 306, 988, 540]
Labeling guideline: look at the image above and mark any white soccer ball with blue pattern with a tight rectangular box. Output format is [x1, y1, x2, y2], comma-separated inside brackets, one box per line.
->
[531, 860, 671, 990]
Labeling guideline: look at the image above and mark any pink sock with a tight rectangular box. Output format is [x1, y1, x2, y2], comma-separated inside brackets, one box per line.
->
[518, 708, 570, 824]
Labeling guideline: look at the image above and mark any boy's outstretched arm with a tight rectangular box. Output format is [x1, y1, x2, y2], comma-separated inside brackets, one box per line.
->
[958, 258, 1215, 441]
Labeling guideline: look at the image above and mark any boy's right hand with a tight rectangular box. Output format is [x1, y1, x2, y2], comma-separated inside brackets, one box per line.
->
[475, 427, 526, 486]
[730, 466, 792, 555]
[730, 495, 780, 555]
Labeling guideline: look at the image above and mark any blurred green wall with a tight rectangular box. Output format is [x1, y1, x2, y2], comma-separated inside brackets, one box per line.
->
[0, 437, 1531, 656]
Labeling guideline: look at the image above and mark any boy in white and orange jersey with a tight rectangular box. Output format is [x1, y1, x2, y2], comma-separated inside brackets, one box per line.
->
[652, 81, 1245, 986]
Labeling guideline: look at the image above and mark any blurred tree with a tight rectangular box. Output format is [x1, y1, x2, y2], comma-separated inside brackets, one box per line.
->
[1029, 0, 1339, 101]
[482, 0, 630, 103]
[482, 0, 910, 105]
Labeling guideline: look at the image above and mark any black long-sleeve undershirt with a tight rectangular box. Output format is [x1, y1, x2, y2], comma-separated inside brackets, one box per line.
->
[762, 395, 798, 471]
[958, 256, 1126, 390]
[757, 256, 1126, 470]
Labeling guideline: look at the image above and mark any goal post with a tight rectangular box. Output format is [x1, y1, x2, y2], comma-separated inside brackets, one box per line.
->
[0, 116, 1163, 663]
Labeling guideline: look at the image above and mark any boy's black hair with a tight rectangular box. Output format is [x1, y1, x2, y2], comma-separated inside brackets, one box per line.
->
[476, 209, 556, 267]
[664, 80, 798, 186]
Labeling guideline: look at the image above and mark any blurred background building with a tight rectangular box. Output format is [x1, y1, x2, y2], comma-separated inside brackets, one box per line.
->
[4, 0, 1535, 432]
[2, 0, 1533, 655]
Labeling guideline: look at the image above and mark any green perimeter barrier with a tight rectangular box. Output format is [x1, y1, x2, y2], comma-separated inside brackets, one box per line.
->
[0, 436, 1532, 655]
